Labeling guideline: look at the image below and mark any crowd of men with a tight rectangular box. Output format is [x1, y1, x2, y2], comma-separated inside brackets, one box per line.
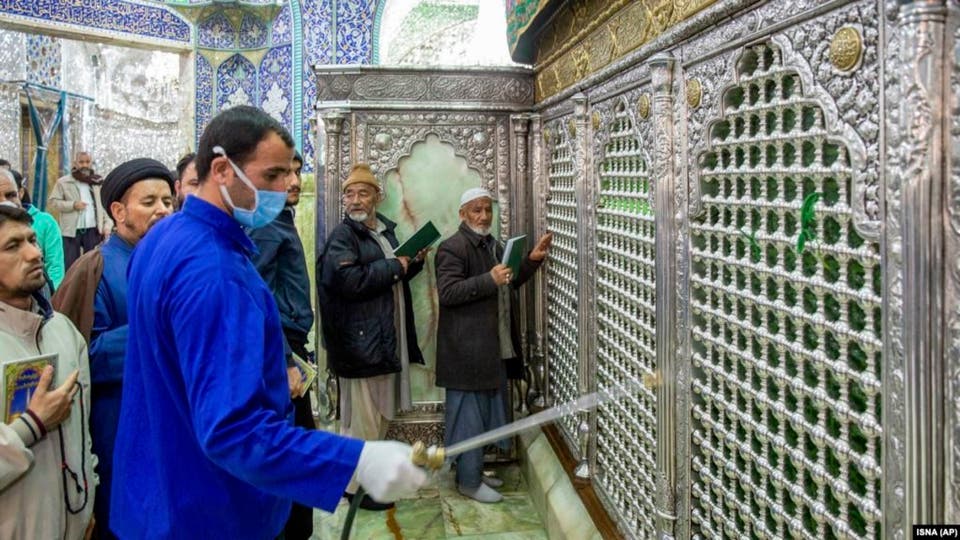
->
[0, 105, 552, 539]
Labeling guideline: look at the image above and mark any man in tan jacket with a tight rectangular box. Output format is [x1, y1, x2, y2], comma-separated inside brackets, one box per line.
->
[48, 152, 111, 269]
[0, 204, 96, 539]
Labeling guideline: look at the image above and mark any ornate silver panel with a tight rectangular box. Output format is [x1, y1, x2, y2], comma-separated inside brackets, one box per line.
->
[544, 115, 582, 449]
[591, 93, 658, 539]
[355, 112, 508, 194]
[686, 36, 883, 540]
[314, 65, 534, 111]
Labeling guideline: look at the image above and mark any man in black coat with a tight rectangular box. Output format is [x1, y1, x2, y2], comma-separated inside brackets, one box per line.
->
[317, 163, 427, 511]
[247, 150, 315, 539]
[435, 187, 552, 503]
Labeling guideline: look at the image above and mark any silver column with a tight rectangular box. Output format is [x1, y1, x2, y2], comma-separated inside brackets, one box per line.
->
[890, 0, 950, 532]
[572, 93, 598, 480]
[650, 52, 679, 539]
[945, 0, 960, 525]
[512, 113, 532, 414]
[529, 113, 551, 411]
[319, 109, 347, 240]
[315, 108, 347, 422]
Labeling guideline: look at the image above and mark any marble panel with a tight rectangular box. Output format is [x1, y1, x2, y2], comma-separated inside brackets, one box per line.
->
[457, 531, 549, 540]
[442, 493, 543, 537]
[520, 431, 563, 516]
[377, 134, 495, 403]
[544, 479, 598, 540]
[313, 496, 446, 540]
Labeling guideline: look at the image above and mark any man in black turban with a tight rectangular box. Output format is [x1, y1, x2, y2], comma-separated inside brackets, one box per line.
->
[52, 157, 174, 540]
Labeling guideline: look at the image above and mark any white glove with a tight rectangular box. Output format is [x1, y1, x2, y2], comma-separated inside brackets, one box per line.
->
[354, 440, 428, 502]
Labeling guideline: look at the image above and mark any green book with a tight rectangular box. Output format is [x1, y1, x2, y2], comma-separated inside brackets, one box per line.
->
[393, 221, 441, 258]
[501, 235, 527, 280]
[3, 353, 55, 423]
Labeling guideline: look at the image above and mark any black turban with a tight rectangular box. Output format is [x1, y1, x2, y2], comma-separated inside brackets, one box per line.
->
[101, 158, 176, 221]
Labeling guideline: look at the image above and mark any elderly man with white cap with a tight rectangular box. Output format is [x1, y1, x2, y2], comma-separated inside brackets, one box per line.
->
[435, 187, 552, 503]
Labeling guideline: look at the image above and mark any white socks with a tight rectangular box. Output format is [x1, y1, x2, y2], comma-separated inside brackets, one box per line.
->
[481, 475, 504, 488]
[458, 482, 503, 503]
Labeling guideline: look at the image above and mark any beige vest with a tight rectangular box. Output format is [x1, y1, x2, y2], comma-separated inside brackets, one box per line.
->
[0, 300, 97, 539]
[47, 174, 111, 238]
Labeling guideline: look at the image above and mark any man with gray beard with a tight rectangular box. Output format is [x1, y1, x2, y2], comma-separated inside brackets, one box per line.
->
[317, 163, 428, 511]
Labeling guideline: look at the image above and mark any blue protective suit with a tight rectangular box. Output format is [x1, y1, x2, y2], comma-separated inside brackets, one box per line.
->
[110, 197, 363, 539]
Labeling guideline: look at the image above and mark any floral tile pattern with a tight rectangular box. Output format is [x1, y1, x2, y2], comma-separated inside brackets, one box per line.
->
[239, 13, 268, 49]
[195, 53, 214, 142]
[299, 0, 334, 172]
[259, 45, 292, 125]
[198, 11, 236, 49]
[217, 53, 257, 109]
[335, 0, 376, 64]
[271, 3, 292, 45]
[26, 35, 60, 88]
[0, 0, 190, 44]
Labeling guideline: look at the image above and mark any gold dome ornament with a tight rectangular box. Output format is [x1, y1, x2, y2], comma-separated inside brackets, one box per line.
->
[686, 79, 702, 109]
[829, 27, 863, 72]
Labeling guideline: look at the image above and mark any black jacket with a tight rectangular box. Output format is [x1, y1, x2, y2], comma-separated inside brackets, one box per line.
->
[434, 223, 541, 391]
[317, 214, 425, 378]
[248, 207, 314, 354]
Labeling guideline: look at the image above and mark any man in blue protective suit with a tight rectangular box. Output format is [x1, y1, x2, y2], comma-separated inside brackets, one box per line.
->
[110, 105, 427, 540]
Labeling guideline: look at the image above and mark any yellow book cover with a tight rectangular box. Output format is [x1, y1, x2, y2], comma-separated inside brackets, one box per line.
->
[292, 353, 318, 392]
[2, 353, 55, 423]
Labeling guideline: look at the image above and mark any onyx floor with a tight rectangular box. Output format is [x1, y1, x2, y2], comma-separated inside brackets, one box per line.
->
[312, 463, 548, 539]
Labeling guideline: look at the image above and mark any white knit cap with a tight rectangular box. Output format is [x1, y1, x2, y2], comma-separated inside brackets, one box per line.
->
[459, 187, 493, 208]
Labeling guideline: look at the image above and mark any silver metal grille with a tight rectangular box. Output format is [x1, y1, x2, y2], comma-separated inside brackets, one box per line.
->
[689, 42, 883, 539]
[545, 124, 581, 442]
[594, 101, 658, 538]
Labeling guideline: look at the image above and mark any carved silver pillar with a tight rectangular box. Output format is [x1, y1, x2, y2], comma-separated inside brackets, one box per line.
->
[512, 113, 532, 414]
[572, 93, 598, 480]
[319, 109, 347, 240]
[946, 0, 960, 525]
[315, 108, 347, 422]
[650, 52, 679, 539]
[529, 113, 551, 410]
[889, 0, 950, 532]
